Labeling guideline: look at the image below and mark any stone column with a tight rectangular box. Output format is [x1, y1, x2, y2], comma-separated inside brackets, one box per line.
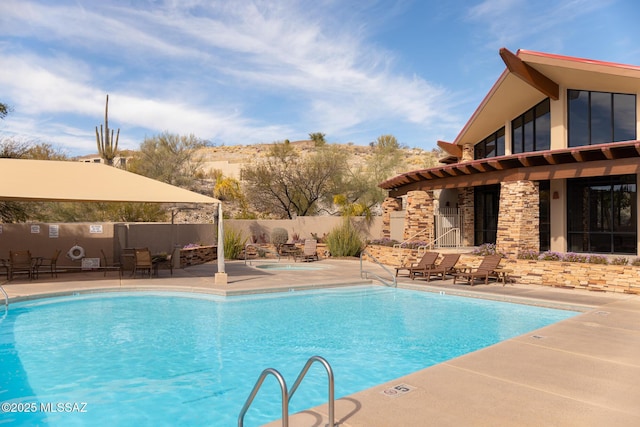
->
[461, 143, 474, 162]
[457, 187, 475, 246]
[496, 180, 540, 258]
[381, 197, 402, 239]
[403, 190, 434, 243]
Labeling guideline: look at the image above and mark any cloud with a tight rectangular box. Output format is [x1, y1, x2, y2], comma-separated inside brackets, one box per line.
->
[465, 0, 615, 48]
[0, 0, 458, 154]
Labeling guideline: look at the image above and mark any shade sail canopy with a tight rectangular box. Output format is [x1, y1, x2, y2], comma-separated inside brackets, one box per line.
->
[0, 158, 220, 204]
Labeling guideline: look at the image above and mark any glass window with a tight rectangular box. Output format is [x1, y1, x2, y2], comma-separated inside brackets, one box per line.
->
[474, 128, 505, 160]
[474, 185, 500, 245]
[512, 99, 551, 153]
[568, 90, 636, 147]
[567, 175, 637, 254]
[613, 93, 636, 141]
[539, 181, 550, 251]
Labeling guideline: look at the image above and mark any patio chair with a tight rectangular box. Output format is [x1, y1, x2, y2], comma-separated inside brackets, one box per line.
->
[295, 239, 319, 262]
[101, 249, 123, 277]
[453, 254, 503, 286]
[411, 253, 461, 282]
[37, 249, 61, 278]
[395, 252, 439, 277]
[133, 248, 153, 278]
[9, 250, 33, 281]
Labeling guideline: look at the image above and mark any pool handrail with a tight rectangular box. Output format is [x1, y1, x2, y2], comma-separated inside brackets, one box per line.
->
[238, 367, 289, 427]
[0, 285, 8, 309]
[360, 249, 397, 287]
[238, 356, 336, 427]
[288, 356, 335, 427]
[243, 243, 281, 265]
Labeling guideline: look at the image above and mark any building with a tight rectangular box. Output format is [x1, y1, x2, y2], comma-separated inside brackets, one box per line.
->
[380, 48, 640, 258]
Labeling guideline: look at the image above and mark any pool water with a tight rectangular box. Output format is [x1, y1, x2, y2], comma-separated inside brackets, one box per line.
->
[0, 286, 578, 426]
[254, 263, 329, 271]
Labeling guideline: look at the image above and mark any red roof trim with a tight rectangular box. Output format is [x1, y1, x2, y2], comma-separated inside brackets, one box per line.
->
[517, 49, 640, 72]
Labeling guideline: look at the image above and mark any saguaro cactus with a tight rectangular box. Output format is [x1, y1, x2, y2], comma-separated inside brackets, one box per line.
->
[95, 94, 120, 166]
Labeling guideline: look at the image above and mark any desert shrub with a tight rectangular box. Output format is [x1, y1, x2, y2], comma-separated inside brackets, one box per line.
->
[224, 227, 247, 260]
[517, 250, 540, 260]
[270, 227, 289, 248]
[399, 240, 429, 249]
[326, 219, 364, 257]
[562, 252, 588, 263]
[539, 251, 562, 261]
[311, 232, 328, 243]
[368, 238, 399, 247]
[610, 256, 629, 266]
[472, 243, 505, 257]
[587, 254, 608, 265]
[631, 258, 640, 267]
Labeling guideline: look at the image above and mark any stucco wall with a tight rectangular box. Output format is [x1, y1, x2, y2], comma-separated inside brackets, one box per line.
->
[225, 217, 382, 243]
[0, 222, 215, 268]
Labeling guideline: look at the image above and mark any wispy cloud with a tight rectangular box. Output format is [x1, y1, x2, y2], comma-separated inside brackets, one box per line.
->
[465, 0, 615, 49]
[0, 0, 457, 154]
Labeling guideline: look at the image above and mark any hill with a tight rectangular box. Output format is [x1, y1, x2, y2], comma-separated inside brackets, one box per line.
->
[195, 140, 442, 180]
[169, 141, 442, 223]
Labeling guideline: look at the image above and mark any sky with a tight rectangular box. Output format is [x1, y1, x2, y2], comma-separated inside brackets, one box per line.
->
[1, 0, 640, 157]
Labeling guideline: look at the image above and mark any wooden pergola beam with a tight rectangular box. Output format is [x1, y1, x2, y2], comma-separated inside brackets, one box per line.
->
[500, 48, 559, 100]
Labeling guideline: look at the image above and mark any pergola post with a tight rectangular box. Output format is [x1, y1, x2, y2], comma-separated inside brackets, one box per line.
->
[215, 202, 227, 285]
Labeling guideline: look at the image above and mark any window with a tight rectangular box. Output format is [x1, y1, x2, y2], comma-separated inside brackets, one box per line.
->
[474, 185, 500, 245]
[567, 175, 637, 254]
[474, 128, 505, 159]
[568, 90, 636, 147]
[539, 181, 550, 252]
[512, 99, 550, 153]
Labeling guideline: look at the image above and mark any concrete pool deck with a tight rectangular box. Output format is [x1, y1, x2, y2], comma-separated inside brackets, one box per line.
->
[2, 258, 640, 426]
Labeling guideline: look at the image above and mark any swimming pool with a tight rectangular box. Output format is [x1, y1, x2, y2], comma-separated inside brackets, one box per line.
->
[0, 286, 578, 426]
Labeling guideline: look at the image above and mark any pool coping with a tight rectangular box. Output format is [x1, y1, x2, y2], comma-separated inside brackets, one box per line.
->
[2, 259, 639, 426]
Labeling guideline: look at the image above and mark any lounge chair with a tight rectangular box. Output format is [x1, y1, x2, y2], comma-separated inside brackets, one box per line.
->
[37, 249, 61, 278]
[453, 254, 503, 286]
[101, 249, 123, 277]
[411, 253, 461, 281]
[133, 248, 153, 278]
[9, 250, 33, 280]
[395, 252, 438, 277]
[295, 239, 319, 262]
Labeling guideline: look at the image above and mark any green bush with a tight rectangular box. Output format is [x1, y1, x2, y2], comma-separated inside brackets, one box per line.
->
[610, 256, 629, 266]
[224, 226, 247, 260]
[270, 227, 288, 248]
[326, 219, 363, 257]
[587, 254, 608, 265]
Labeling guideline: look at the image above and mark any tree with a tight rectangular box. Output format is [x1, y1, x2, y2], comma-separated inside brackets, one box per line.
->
[242, 142, 347, 218]
[95, 94, 120, 166]
[309, 132, 326, 147]
[0, 101, 10, 120]
[332, 134, 404, 217]
[128, 132, 208, 189]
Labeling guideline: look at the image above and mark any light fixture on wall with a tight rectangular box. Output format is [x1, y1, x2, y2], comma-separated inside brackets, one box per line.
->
[552, 191, 559, 200]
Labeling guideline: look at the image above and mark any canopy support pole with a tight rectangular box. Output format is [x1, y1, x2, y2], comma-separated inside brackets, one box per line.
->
[215, 202, 227, 285]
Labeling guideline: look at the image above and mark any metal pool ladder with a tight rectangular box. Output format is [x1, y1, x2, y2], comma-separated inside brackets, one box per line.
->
[0, 285, 8, 309]
[238, 355, 335, 427]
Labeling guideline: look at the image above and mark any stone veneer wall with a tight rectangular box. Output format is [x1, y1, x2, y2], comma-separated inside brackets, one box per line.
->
[457, 187, 474, 246]
[381, 197, 402, 239]
[496, 180, 540, 258]
[403, 190, 434, 242]
[363, 245, 640, 294]
[179, 245, 217, 267]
